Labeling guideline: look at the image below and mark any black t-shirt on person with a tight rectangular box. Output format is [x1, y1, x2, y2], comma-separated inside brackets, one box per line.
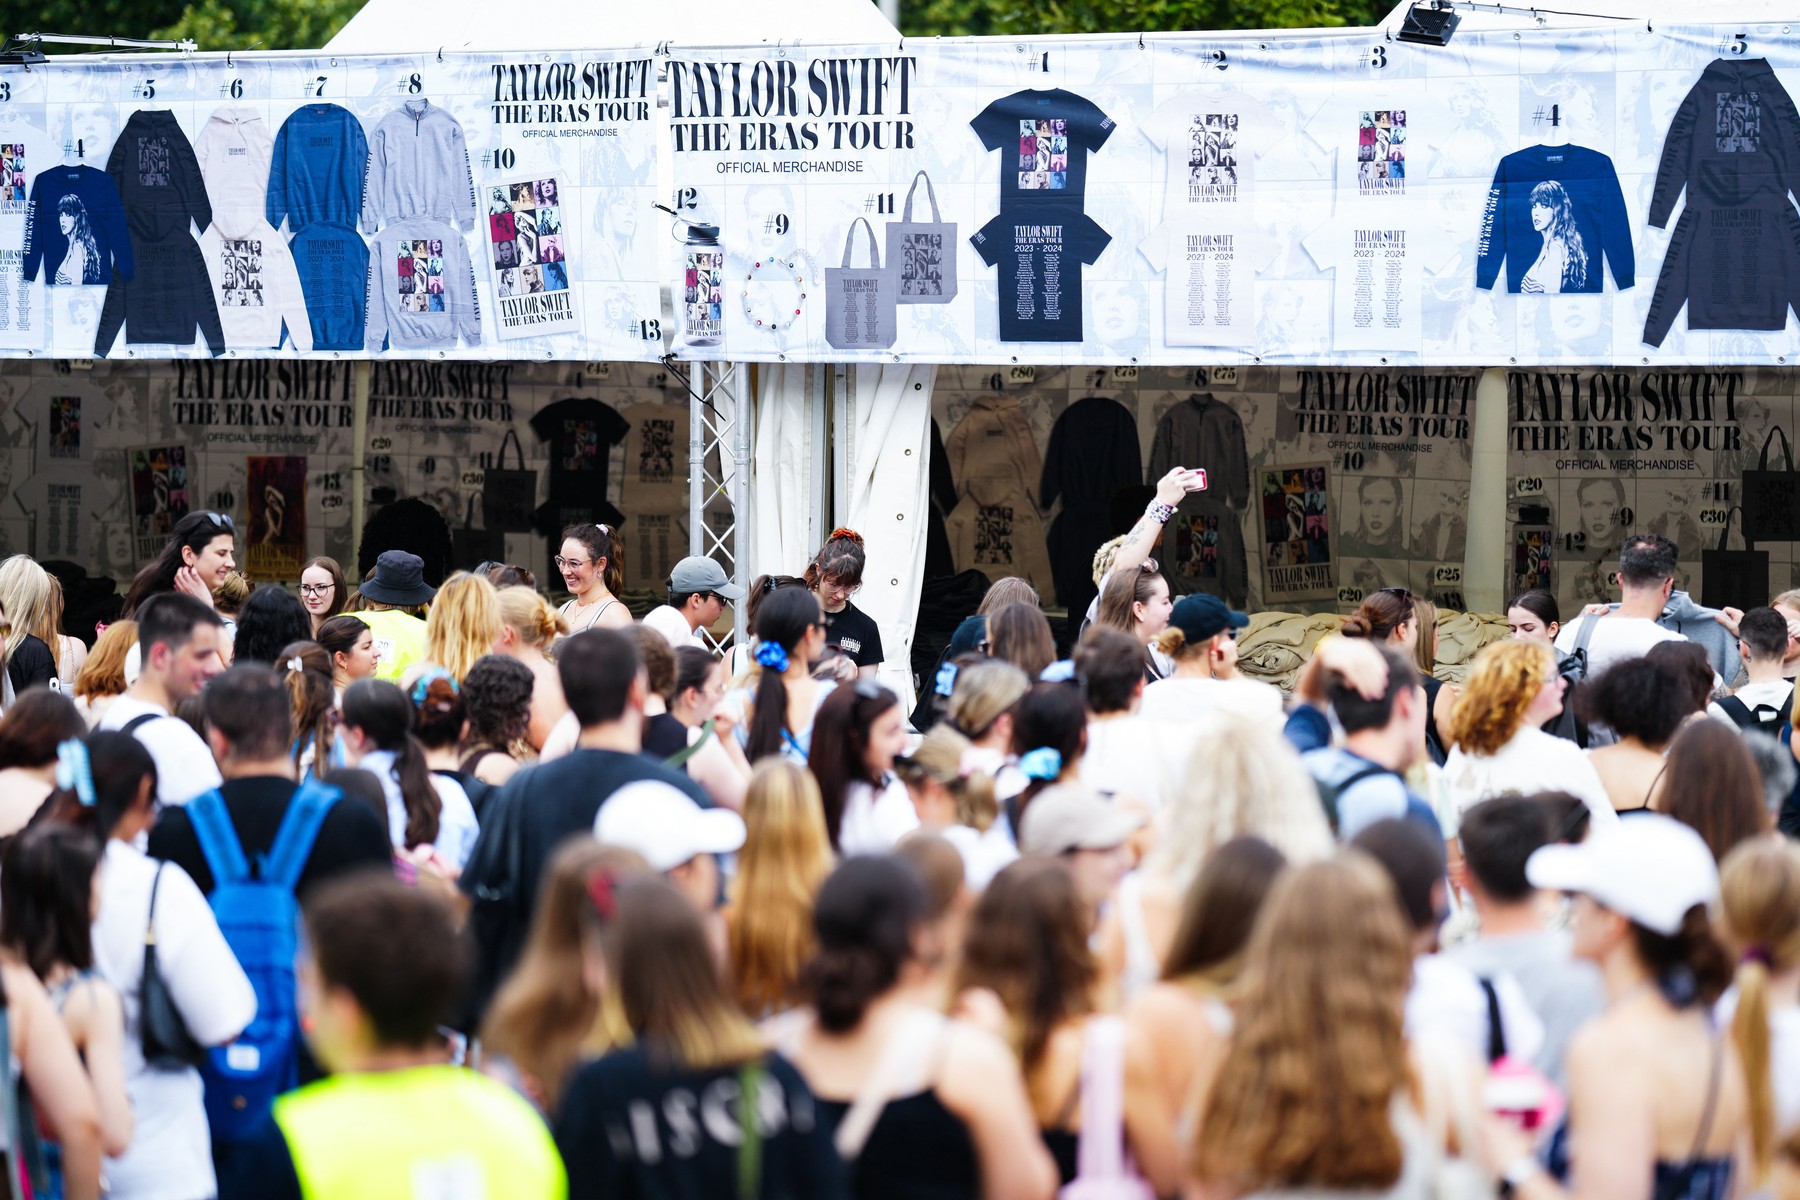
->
[5, 635, 56, 695]
[642, 712, 690, 760]
[822, 601, 884, 669]
[147, 775, 393, 899]
[555, 1046, 848, 1200]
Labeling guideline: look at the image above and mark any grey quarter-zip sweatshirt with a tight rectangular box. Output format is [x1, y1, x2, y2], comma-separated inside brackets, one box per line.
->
[361, 99, 478, 234]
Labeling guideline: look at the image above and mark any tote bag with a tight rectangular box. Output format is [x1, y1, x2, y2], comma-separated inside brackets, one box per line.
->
[481, 428, 538, 533]
[826, 217, 897, 351]
[1701, 506, 1769, 612]
[886, 170, 957, 304]
[1741, 426, 1800, 542]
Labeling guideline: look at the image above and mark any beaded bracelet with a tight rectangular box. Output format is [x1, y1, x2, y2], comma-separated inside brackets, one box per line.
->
[1147, 501, 1177, 523]
[743, 257, 806, 334]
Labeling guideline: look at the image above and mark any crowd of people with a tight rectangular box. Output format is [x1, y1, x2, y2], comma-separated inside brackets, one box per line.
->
[0, 491, 1791, 1200]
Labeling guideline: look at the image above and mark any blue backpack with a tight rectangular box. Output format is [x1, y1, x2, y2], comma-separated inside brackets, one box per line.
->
[186, 779, 338, 1143]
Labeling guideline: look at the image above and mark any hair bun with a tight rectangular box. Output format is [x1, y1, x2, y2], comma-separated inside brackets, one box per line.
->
[1339, 615, 1371, 638]
[828, 527, 864, 545]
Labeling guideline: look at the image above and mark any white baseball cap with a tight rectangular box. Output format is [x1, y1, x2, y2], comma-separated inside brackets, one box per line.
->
[1525, 814, 1719, 936]
[594, 781, 746, 872]
[1018, 785, 1145, 857]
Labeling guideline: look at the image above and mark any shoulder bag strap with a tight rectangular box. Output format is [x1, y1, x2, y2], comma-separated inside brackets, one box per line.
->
[1477, 977, 1507, 1064]
[842, 217, 880, 270]
[121, 711, 162, 735]
[737, 1060, 763, 1200]
[834, 1010, 942, 1161]
[498, 427, 525, 470]
[1714, 695, 1753, 728]
[1779, 684, 1795, 725]
[900, 170, 941, 222]
[1572, 611, 1603, 658]
[187, 788, 250, 887]
[146, 862, 166, 945]
[1073, 1015, 1130, 1182]
[662, 719, 716, 771]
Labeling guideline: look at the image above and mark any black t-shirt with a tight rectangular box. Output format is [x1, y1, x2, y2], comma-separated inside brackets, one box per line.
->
[555, 1046, 848, 1200]
[971, 210, 1110, 343]
[642, 712, 690, 760]
[969, 88, 1115, 206]
[529, 397, 630, 505]
[6, 635, 56, 695]
[147, 776, 392, 899]
[822, 601, 884, 669]
[459, 749, 710, 1013]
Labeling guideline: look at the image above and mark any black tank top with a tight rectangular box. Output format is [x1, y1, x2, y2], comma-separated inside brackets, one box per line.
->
[816, 1090, 980, 1200]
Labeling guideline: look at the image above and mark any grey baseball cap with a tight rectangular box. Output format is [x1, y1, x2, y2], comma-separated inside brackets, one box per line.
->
[668, 556, 744, 601]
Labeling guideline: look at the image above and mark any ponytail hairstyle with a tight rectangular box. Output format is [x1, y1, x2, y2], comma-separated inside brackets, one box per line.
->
[803, 855, 928, 1033]
[806, 680, 900, 850]
[277, 641, 336, 774]
[560, 523, 625, 598]
[894, 722, 999, 832]
[1508, 588, 1560, 636]
[1340, 587, 1414, 643]
[496, 585, 566, 651]
[121, 510, 236, 618]
[38, 731, 156, 841]
[1631, 903, 1734, 1011]
[1008, 680, 1088, 830]
[317, 614, 371, 670]
[804, 527, 867, 594]
[411, 669, 467, 753]
[1719, 839, 1800, 1181]
[341, 678, 440, 849]
[745, 587, 823, 763]
[745, 574, 808, 633]
[946, 658, 1029, 742]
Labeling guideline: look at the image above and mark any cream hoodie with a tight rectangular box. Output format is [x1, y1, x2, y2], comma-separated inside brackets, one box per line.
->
[198, 211, 314, 352]
[194, 106, 273, 222]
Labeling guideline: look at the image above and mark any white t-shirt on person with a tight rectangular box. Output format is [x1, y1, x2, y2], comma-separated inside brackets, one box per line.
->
[91, 840, 255, 1200]
[98, 695, 223, 807]
[838, 777, 919, 857]
[1553, 613, 1685, 678]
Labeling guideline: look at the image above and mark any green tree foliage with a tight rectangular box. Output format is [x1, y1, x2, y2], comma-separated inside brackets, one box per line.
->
[904, 0, 1388, 37]
[9, 0, 361, 51]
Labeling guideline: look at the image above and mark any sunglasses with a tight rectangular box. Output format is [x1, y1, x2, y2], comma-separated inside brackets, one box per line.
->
[1376, 586, 1414, 605]
[200, 510, 235, 532]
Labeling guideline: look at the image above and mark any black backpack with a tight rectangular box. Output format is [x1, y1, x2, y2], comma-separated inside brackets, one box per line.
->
[1714, 685, 1795, 736]
[1314, 762, 1400, 835]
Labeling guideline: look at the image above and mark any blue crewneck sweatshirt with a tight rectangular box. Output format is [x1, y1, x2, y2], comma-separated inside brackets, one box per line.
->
[289, 220, 370, 350]
[21, 163, 134, 285]
[266, 104, 368, 234]
[1475, 144, 1634, 294]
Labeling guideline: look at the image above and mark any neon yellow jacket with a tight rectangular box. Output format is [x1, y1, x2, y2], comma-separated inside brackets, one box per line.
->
[354, 608, 428, 683]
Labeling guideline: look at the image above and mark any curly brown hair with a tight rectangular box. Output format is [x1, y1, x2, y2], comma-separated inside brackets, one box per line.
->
[1444, 638, 1554, 757]
[1192, 852, 1413, 1192]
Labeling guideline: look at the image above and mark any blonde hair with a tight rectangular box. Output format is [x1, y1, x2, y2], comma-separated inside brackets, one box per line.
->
[74, 620, 136, 701]
[1445, 638, 1553, 757]
[1192, 853, 1415, 1192]
[1411, 597, 1438, 675]
[946, 659, 1029, 741]
[894, 723, 998, 831]
[29, 573, 67, 676]
[727, 760, 834, 1016]
[497, 585, 566, 650]
[1096, 564, 1164, 637]
[1151, 713, 1333, 893]
[211, 569, 251, 616]
[1091, 535, 1130, 588]
[977, 576, 1039, 615]
[423, 572, 503, 681]
[1153, 624, 1207, 662]
[482, 839, 651, 1111]
[0, 555, 51, 659]
[1720, 839, 1800, 1181]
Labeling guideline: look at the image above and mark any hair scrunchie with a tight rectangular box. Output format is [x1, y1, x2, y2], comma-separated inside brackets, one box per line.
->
[55, 739, 96, 807]
[754, 641, 790, 673]
[1019, 747, 1062, 782]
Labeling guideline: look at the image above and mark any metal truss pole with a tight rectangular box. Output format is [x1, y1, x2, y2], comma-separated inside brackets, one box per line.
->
[673, 357, 748, 650]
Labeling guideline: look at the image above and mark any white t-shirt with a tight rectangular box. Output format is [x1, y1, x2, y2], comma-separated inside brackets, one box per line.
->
[1139, 88, 1279, 215]
[642, 604, 705, 650]
[838, 777, 919, 857]
[91, 840, 255, 1200]
[1406, 952, 1544, 1068]
[1554, 613, 1686, 678]
[1442, 727, 1618, 831]
[98, 695, 223, 807]
[1139, 675, 1284, 725]
[1081, 715, 1190, 812]
[1303, 202, 1423, 353]
[1140, 218, 1256, 347]
[360, 748, 480, 869]
[1707, 678, 1795, 728]
[939, 821, 1018, 892]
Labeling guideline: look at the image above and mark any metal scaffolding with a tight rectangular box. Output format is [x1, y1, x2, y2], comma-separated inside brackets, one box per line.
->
[673, 357, 752, 651]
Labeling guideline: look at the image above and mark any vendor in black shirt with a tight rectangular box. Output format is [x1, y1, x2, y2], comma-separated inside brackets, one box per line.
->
[806, 528, 885, 679]
[632, 627, 690, 760]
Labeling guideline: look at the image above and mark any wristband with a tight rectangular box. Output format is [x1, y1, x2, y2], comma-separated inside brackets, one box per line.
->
[1146, 502, 1177, 524]
[1500, 1154, 1543, 1196]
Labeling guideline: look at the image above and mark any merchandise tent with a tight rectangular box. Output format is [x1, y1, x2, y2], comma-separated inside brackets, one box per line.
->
[2, 2, 1797, 706]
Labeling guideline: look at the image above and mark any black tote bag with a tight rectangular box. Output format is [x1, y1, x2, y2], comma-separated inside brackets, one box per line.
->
[1741, 426, 1800, 542]
[481, 429, 538, 533]
[1701, 506, 1770, 612]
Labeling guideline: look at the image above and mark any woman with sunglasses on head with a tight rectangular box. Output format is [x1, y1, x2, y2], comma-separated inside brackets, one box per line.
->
[807, 528, 883, 681]
[298, 556, 347, 637]
[1093, 560, 1174, 683]
[807, 678, 917, 856]
[1341, 585, 1458, 765]
[556, 523, 632, 635]
[119, 510, 237, 620]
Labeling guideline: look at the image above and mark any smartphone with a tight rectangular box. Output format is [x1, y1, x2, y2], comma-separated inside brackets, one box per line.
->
[1185, 468, 1209, 492]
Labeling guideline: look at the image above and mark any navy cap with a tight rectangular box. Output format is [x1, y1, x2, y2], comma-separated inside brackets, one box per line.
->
[1170, 593, 1249, 643]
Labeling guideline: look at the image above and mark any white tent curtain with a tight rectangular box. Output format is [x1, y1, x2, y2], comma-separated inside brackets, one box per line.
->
[840, 363, 936, 712]
[751, 363, 826, 582]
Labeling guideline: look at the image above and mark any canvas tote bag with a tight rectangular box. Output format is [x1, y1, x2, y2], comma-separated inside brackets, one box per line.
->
[826, 217, 898, 351]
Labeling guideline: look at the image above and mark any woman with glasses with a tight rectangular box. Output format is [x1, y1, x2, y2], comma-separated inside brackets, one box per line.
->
[298, 556, 348, 636]
[807, 528, 883, 681]
[555, 524, 632, 635]
[119, 510, 238, 620]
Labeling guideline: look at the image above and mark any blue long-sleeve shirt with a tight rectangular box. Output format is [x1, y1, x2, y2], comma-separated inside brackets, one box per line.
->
[1475, 144, 1634, 294]
[20, 163, 134, 285]
[266, 104, 368, 235]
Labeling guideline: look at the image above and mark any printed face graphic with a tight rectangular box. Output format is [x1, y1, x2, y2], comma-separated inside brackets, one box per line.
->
[1532, 202, 1552, 232]
[1578, 482, 1620, 539]
[1361, 481, 1400, 539]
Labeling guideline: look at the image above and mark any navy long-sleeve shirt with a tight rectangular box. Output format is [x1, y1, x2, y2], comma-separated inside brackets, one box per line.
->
[20, 164, 134, 285]
[1475, 144, 1634, 294]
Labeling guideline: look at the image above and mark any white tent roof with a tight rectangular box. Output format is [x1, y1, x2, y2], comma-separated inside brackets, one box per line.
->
[1378, 0, 1800, 34]
[325, 0, 900, 52]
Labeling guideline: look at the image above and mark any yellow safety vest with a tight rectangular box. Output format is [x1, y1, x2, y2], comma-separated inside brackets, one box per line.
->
[354, 608, 428, 683]
[274, 1065, 566, 1199]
